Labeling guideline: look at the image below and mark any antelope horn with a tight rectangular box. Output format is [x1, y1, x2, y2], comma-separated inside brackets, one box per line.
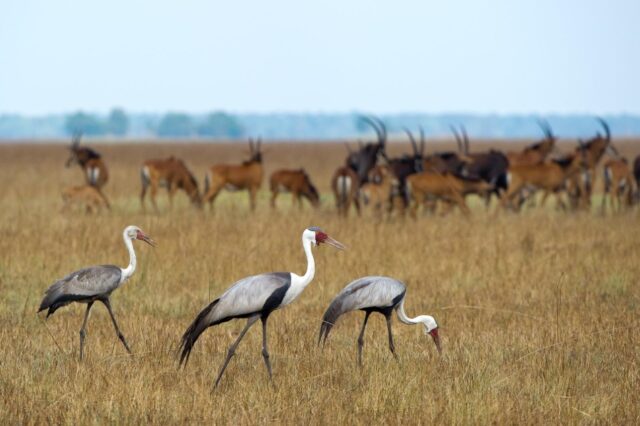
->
[596, 117, 611, 142]
[404, 128, 419, 156]
[537, 119, 552, 139]
[419, 126, 425, 156]
[460, 125, 470, 155]
[450, 125, 462, 154]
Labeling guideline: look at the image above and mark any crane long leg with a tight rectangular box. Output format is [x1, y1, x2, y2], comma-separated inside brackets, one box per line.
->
[214, 315, 259, 389]
[79, 301, 94, 360]
[102, 299, 131, 355]
[385, 314, 398, 360]
[357, 311, 371, 367]
[261, 316, 272, 380]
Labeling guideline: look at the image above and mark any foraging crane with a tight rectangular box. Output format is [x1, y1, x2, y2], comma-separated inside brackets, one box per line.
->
[179, 227, 345, 388]
[38, 225, 156, 359]
[319, 276, 441, 366]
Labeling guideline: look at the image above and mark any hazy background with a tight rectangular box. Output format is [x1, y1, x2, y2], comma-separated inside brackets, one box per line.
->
[2, 0, 639, 139]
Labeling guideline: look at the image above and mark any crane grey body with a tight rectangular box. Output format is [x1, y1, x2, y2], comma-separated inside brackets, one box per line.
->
[319, 276, 441, 365]
[179, 227, 345, 388]
[37, 225, 155, 360]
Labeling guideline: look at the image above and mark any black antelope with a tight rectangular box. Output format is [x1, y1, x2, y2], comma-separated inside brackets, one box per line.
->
[332, 166, 360, 216]
[140, 156, 201, 211]
[203, 138, 264, 211]
[269, 169, 320, 209]
[65, 134, 109, 189]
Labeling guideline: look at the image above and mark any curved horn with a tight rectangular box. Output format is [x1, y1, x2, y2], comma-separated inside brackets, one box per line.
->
[419, 126, 425, 156]
[450, 125, 462, 154]
[404, 128, 419, 156]
[596, 117, 611, 142]
[537, 119, 553, 139]
[460, 125, 470, 155]
[248, 137, 254, 154]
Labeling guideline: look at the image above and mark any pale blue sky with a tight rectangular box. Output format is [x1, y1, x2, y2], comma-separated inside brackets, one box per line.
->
[1, 0, 638, 115]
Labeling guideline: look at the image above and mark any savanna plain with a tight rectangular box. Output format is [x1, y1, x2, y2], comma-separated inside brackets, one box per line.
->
[0, 139, 638, 424]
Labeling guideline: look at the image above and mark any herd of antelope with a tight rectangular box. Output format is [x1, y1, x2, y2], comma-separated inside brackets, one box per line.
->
[62, 117, 640, 216]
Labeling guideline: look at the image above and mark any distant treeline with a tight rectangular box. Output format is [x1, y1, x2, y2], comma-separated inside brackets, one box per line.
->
[2, 109, 640, 140]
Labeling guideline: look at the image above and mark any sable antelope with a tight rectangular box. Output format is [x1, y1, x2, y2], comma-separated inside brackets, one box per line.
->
[506, 120, 557, 167]
[62, 185, 111, 214]
[140, 156, 201, 212]
[601, 158, 635, 212]
[319, 276, 441, 366]
[346, 116, 387, 185]
[65, 133, 109, 189]
[500, 146, 587, 211]
[179, 227, 345, 388]
[203, 138, 264, 211]
[423, 126, 468, 174]
[359, 165, 395, 216]
[38, 226, 155, 360]
[451, 125, 509, 206]
[571, 118, 619, 208]
[269, 169, 320, 209]
[382, 128, 426, 211]
[406, 170, 493, 217]
[331, 166, 360, 216]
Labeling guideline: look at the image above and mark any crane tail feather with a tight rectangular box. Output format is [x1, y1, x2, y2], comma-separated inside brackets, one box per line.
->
[179, 298, 219, 367]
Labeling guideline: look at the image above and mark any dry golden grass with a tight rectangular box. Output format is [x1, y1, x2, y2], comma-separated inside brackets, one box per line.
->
[0, 140, 639, 424]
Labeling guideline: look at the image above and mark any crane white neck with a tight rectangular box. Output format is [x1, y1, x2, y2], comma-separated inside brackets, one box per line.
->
[396, 298, 435, 331]
[282, 236, 315, 306]
[120, 232, 137, 283]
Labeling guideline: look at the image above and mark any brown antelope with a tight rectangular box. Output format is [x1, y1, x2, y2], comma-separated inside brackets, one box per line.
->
[332, 166, 360, 216]
[570, 118, 619, 208]
[65, 134, 109, 189]
[500, 146, 587, 211]
[61, 185, 110, 214]
[203, 138, 263, 211]
[360, 165, 395, 216]
[406, 171, 493, 217]
[506, 120, 556, 167]
[269, 168, 320, 209]
[601, 158, 635, 212]
[140, 156, 201, 211]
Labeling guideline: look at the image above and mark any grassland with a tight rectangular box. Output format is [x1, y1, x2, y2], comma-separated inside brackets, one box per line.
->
[0, 139, 638, 424]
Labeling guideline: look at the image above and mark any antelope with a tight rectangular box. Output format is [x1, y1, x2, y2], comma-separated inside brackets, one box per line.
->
[382, 128, 426, 212]
[406, 170, 493, 217]
[601, 158, 635, 213]
[359, 165, 395, 216]
[500, 145, 587, 212]
[269, 169, 320, 209]
[450, 125, 509, 206]
[203, 138, 263, 211]
[506, 120, 556, 167]
[332, 166, 360, 216]
[61, 185, 110, 214]
[140, 156, 201, 211]
[65, 133, 109, 189]
[346, 116, 386, 185]
[570, 118, 619, 208]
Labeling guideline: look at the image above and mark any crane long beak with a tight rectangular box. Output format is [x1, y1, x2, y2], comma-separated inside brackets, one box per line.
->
[429, 328, 442, 354]
[324, 235, 346, 250]
[138, 232, 157, 247]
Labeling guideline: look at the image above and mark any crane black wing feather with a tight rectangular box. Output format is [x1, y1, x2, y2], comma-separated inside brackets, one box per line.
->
[38, 265, 122, 317]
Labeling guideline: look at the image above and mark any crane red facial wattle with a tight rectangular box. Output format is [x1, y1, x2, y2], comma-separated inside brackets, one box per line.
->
[315, 231, 328, 244]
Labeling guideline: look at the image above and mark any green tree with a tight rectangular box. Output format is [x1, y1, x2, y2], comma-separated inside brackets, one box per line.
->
[197, 112, 244, 138]
[157, 113, 194, 137]
[65, 111, 105, 136]
[106, 108, 129, 136]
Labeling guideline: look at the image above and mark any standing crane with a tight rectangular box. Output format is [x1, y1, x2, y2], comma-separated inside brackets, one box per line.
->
[38, 225, 156, 360]
[318, 276, 441, 366]
[179, 227, 345, 388]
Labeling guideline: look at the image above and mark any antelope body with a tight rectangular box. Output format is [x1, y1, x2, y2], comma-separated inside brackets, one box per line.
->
[140, 157, 201, 211]
[203, 139, 263, 211]
[66, 134, 109, 189]
[601, 158, 635, 212]
[332, 166, 360, 216]
[270, 169, 320, 209]
[62, 185, 111, 214]
[360, 165, 394, 215]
